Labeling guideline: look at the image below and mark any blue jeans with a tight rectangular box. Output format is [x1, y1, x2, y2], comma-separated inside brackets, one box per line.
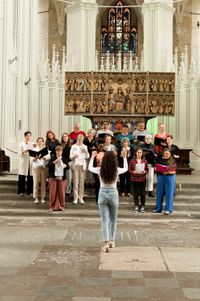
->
[156, 174, 176, 212]
[98, 187, 119, 241]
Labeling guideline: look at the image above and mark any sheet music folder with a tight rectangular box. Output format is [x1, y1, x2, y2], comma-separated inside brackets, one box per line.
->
[28, 147, 48, 158]
[154, 137, 166, 146]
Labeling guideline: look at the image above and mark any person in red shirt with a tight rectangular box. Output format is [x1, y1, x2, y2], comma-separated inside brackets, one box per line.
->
[69, 123, 86, 143]
[154, 123, 168, 157]
[129, 148, 148, 213]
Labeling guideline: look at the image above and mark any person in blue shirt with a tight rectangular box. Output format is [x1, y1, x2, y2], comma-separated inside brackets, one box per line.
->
[115, 125, 134, 151]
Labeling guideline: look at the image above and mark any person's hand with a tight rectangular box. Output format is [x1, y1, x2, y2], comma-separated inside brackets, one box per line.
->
[121, 150, 127, 158]
[53, 158, 61, 164]
[168, 170, 175, 174]
[81, 148, 87, 154]
[33, 155, 40, 161]
[92, 151, 97, 158]
[22, 149, 28, 154]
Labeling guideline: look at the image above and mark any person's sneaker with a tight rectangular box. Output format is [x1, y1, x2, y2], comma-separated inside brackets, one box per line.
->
[79, 198, 85, 204]
[73, 199, 78, 204]
[34, 199, 39, 204]
[148, 191, 155, 197]
[18, 193, 24, 196]
[41, 199, 46, 204]
[109, 241, 115, 248]
[127, 193, 131, 197]
[140, 206, 145, 213]
[164, 210, 170, 215]
[134, 206, 139, 212]
[103, 243, 110, 253]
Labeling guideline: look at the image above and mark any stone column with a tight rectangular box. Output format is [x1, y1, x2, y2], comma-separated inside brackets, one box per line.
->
[184, 84, 191, 147]
[65, 0, 98, 132]
[58, 83, 64, 137]
[0, 0, 5, 147]
[174, 83, 181, 145]
[48, 83, 56, 130]
[190, 82, 200, 170]
[66, 0, 98, 71]
[195, 83, 200, 146]
[191, 0, 200, 72]
[38, 0, 49, 60]
[38, 82, 45, 137]
[142, 0, 174, 72]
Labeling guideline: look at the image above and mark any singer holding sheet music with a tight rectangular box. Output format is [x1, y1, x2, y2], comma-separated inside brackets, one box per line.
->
[154, 123, 168, 157]
[17, 131, 35, 196]
[129, 148, 148, 213]
[154, 148, 176, 215]
[32, 137, 49, 204]
[47, 145, 68, 211]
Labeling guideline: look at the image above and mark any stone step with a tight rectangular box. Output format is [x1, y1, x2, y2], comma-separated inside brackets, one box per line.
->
[0, 192, 200, 204]
[0, 177, 200, 218]
[0, 198, 199, 211]
[0, 207, 198, 220]
[0, 179, 200, 188]
[0, 185, 200, 196]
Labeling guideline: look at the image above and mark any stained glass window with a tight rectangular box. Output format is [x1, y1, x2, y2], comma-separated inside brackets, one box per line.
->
[101, 1, 137, 56]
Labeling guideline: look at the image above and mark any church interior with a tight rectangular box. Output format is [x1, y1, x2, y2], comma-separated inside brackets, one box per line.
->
[0, 0, 200, 170]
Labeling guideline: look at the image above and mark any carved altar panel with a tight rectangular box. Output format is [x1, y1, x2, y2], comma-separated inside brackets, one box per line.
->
[65, 71, 175, 117]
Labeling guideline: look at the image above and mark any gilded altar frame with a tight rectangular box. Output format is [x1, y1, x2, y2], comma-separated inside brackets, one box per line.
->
[65, 71, 175, 117]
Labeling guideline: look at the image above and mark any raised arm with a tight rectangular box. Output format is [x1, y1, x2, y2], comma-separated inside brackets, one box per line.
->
[88, 154, 99, 175]
[118, 157, 128, 175]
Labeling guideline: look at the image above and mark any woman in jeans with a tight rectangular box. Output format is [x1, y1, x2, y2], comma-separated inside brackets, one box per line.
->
[155, 148, 176, 215]
[89, 151, 128, 253]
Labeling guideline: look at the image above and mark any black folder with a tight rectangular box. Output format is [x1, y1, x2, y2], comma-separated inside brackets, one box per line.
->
[141, 148, 156, 158]
[154, 137, 166, 146]
[28, 147, 48, 158]
[137, 135, 145, 142]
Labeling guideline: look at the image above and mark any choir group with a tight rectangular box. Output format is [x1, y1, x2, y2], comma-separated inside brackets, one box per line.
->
[17, 121, 179, 216]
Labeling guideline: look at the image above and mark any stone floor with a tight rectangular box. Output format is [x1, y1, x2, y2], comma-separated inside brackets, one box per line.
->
[0, 216, 200, 301]
[0, 171, 200, 300]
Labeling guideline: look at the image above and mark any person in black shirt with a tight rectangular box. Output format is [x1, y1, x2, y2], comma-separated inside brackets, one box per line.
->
[61, 133, 72, 195]
[166, 135, 179, 160]
[45, 130, 60, 156]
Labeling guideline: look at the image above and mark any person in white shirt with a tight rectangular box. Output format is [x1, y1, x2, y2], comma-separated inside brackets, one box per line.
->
[17, 131, 35, 196]
[132, 121, 150, 144]
[89, 151, 128, 253]
[70, 134, 89, 204]
[103, 135, 117, 154]
[32, 137, 50, 204]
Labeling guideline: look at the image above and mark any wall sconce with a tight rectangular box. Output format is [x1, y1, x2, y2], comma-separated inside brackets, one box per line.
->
[24, 78, 31, 86]
[8, 56, 18, 65]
